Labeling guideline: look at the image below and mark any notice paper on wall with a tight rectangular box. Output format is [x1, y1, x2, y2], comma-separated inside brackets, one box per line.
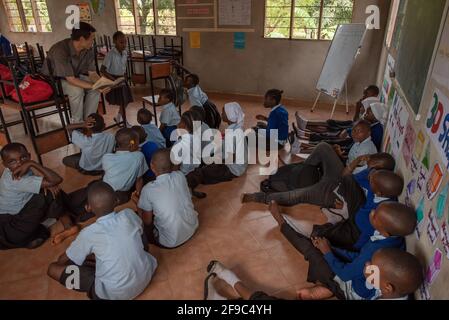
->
[426, 248, 442, 285]
[234, 32, 245, 49]
[385, 92, 409, 160]
[219, 0, 251, 26]
[190, 32, 201, 48]
[78, 3, 92, 22]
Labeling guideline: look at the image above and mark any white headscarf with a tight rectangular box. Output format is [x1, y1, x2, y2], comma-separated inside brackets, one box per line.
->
[362, 96, 387, 126]
[224, 102, 245, 129]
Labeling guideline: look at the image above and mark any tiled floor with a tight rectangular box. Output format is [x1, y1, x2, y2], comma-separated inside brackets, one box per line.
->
[0, 88, 353, 300]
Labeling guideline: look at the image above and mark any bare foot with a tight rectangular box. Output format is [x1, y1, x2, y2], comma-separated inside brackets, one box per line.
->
[268, 200, 285, 226]
[297, 286, 334, 300]
[52, 225, 80, 245]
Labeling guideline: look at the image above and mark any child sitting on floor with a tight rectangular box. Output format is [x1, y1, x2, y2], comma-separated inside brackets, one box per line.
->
[63, 113, 115, 175]
[137, 108, 166, 149]
[132, 125, 159, 183]
[158, 88, 181, 147]
[66, 128, 148, 221]
[184, 73, 221, 129]
[48, 181, 157, 300]
[204, 247, 423, 301]
[137, 149, 199, 248]
[0, 143, 69, 249]
[255, 89, 289, 150]
[101, 31, 133, 128]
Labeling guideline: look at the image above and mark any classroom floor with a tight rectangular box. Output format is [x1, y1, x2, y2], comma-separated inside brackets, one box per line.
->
[0, 88, 353, 300]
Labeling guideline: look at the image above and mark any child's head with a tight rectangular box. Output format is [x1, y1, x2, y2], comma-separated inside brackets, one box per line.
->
[86, 181, 118, 217]
[369, 202, 417, 238]
[365, 248, 423, 299]
[264, 89, 283, 108]
[190, 105, 205, 122]
[86, 113, 105, 133]
[131, 126, 148, 144]
[351, 120, 371, 142]
[185, 74, 199, 89]
[367, 153, 396, 171]
[363, 85, 380, 99]
[0, 143, 30, 171]
[363, 102, 387, 125]
[150, 149, 172, 176]
[159, 88, 174, 106]
[222, 102, 245, 126]
[369, 170, 404, 199]
[115, 128, 139, 151]
[178, 111, 194, 134]
[112, 31, 127, 52]
[137, 108, 153, 125]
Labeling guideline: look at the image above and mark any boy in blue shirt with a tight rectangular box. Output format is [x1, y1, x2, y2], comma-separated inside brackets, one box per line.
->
[137, 108, 166, 149]
[255, 89, 289, 150]
[132, 126, 159, 184]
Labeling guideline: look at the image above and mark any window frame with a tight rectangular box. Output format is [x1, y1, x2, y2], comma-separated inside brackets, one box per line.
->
[2, 0, 52, 33]
[263, 0, 355, 41]
[114, 0, 177, 36]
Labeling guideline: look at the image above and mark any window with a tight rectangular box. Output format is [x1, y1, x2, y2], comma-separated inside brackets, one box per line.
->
[2, 0, 52, 32]
[264, 0, 354, 40]
[114, 0, 176, 35]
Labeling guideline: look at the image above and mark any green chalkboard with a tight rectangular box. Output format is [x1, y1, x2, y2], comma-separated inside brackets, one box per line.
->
[392, 0, 446, 114]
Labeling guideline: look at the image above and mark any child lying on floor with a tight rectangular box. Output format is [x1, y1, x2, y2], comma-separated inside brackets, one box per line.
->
[48, 181, 157, 300]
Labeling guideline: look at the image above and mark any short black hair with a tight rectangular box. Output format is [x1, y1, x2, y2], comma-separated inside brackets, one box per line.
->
[366, 85, 380, 96]
[190, 105, 205, 122]
[112, 31, 125, 42]
[0, 143, 28, 160]
[186, 74, 200, 85]
[354, 119, 372, 131]
[131, 125, 147, 144]
[370, 153, 396, 171]
[159, 88, 174, 102]
[87, 113, 105, 133]
[265, 89, 283, 105]
[180, 111, 194, 133]
[115, 128, 138, 148]
[71, 22, 96, 41]
[137, 108, 153, 125]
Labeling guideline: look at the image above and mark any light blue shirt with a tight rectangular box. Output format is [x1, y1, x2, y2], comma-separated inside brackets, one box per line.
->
[102, 151, 148, 191]
[187, 85, 208, 107]
[138, 171, 199, 248]
[141, 123, 166, 148]
[102, 47, 128, 76]
[66, 209, 157, 300]
[160, 102, 181, 127]
[171, 133, 201, 175]
[71, 131, 115, 171]
[0, 169, 43, 214]
[347, 137, 378, 165]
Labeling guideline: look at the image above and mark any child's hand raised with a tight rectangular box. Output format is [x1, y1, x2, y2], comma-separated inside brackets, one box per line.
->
[312, 237, 332, 254]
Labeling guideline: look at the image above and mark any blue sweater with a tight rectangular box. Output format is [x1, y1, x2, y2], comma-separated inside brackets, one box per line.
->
[267, 105, 289, 141]
[141, 141, 159, 179]
[324, 236, 405, 299]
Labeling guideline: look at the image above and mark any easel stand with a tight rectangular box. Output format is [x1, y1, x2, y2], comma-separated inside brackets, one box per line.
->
[310, 81, 349, 119]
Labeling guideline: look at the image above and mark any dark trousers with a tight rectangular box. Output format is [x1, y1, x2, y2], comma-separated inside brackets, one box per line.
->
[186, 164, 236, 190]
[59, 260, 102, 300]
[280, 223, 346, 300]
[62, 153, 104, 176]
[0, 192, 65, 249]
[326, 120, 354, 131]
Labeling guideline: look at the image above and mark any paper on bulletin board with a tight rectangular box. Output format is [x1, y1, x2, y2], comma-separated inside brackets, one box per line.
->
[90, 0, 105, 15]
[218, 0, 251, 26]
[401, 119, 416, 168]
[427, 209, 440, 246]
[190, 32, 201, 48]
[425, 89, 449, 168]
[234, 32, 245, 49]
[417, 161, 429, 193]
[385, 92, 409, 160]
[381, 54, 395, 104]
[436, 184, 449, 219]
[441, 222, 449, 259]
[78, 3, 92, 22]
[414, 130, 426, 160]
[426, 163, 444, 200]
[426, 248, 442, 285]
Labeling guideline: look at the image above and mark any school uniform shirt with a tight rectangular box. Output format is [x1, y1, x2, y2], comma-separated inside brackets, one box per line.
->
[224, 123, 248, 177]
[187, 85, 208, 107]
[102, 47, 128, 76]
[324, 233, 405, 300]
[142, 123, 166, 149]
[0, 169, 43, 215]
[102, 151, 149, 192]
[138, 171, 199, 248]
[266, 104, 289, 144]
[140, 141, 159, 179]
[66, 209, 157, 300]
[71, 131, 116, 171]
[370, 122, 384, 152]
[171, 133, 201, 175]
[347, 137, 377, 167]
[160, 102, 181, 127]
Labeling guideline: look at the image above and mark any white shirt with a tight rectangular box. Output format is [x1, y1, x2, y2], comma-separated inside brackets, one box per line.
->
[171, 133, 201, 175]
[141, 123, 166, 149]
[0, 168, 43, 215]
[102, 47, 128, 76]
[187, 85, 208, 107]
[66, 209, 157, 300]
[224, 123, 248, 177]
[138, 171, 199, 248]
[159, 102, 181, 127]
[102, 151, 148, 191]
[347, 137, 377, 165]
[71, 131, 115, 171]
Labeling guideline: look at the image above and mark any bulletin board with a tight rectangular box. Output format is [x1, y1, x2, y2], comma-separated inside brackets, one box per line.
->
[177, 0, 255, 33]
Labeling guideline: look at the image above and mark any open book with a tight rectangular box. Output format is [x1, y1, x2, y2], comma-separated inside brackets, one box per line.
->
[92, 76, 125, 91]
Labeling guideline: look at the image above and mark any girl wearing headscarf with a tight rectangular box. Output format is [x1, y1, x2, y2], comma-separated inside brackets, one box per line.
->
[362, 99, 387, 151]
